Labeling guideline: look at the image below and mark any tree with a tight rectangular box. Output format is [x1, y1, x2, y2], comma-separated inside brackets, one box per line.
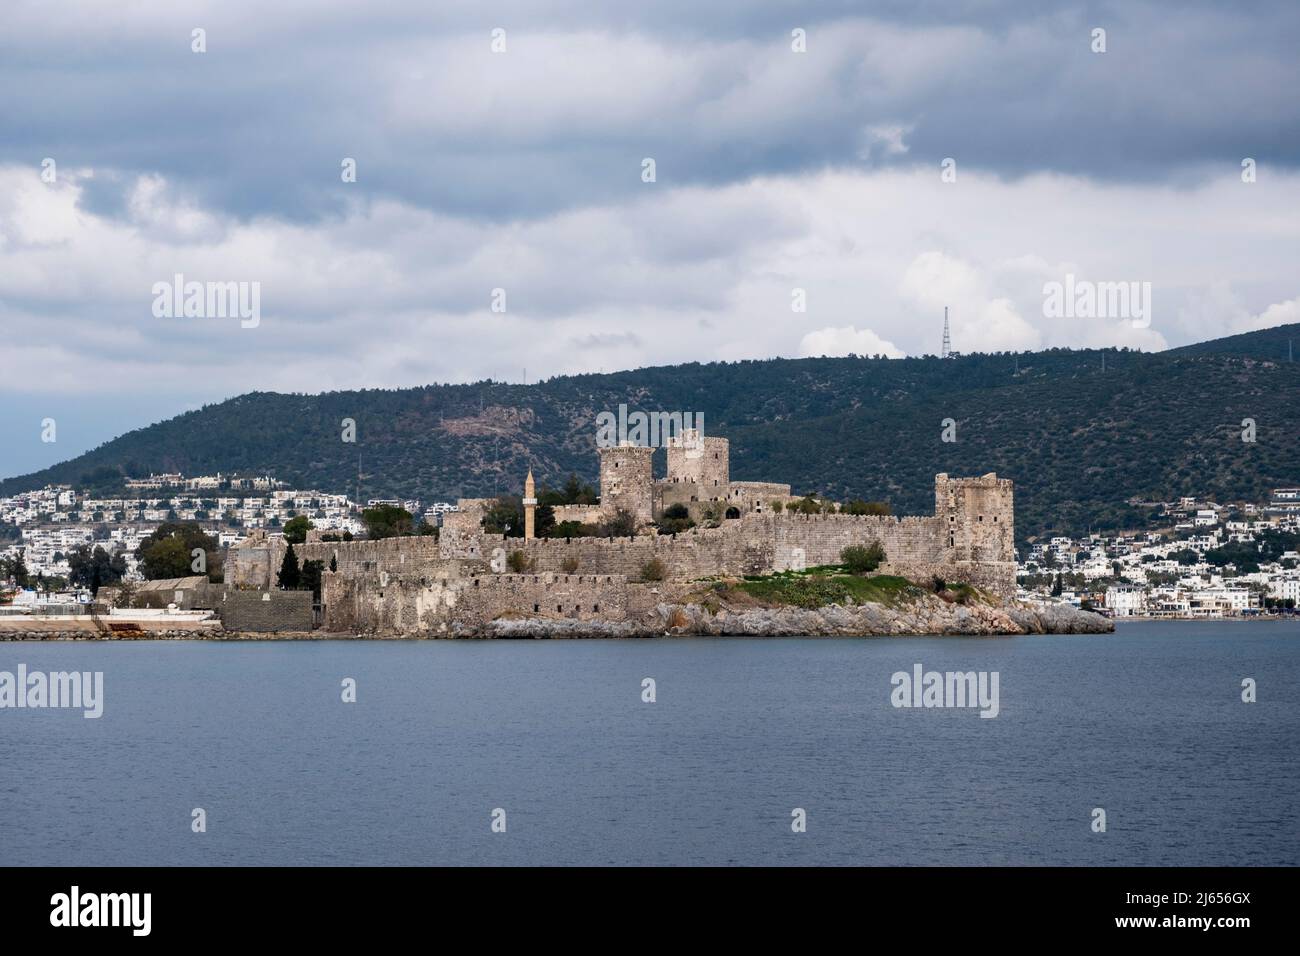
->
[361, 504, 415, 539]
[547, 520, 589, 539]
[482, 497, 523, 537]
[0, 550, 31, 588]
[657, 503, 695, 535]
[283, 515, 314, 544]
[561, 474, 597, 504]
[278, 543, 302, 589]
[136, 522, 220, 581]
[600, 507, 637, 538]
[301, 559, 324, 599]
[113, 580, 137, 609]
[68, 545, 127, 594]
[534, 504, 556, 538]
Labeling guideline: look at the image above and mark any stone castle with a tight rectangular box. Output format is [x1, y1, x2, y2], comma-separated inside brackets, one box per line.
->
[230, 430, 1015, 636]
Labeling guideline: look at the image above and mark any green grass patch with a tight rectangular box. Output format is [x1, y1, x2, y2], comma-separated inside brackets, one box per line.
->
[734, 573, 922, 609]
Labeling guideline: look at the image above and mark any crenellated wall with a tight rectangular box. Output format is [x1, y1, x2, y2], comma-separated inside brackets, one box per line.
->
[551, 503, 603, 525]
[473, 511, 964, 583]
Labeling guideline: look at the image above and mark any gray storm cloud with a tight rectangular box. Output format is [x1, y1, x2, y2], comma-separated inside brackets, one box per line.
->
[0, 0, 1297, 474]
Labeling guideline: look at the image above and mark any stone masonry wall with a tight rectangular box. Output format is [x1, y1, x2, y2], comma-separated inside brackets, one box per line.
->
[216, 589, 314, 632]
[552, 503, 604, 525]
[321, 569, 632, 636]
[477, 512, 953, 581]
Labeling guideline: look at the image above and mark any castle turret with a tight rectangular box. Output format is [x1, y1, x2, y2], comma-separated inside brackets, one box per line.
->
[523, 469, 537, 540]
[599, 443, 654, 526]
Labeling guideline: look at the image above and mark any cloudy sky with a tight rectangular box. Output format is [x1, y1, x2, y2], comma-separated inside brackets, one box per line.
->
[2, 0, 1298, 476]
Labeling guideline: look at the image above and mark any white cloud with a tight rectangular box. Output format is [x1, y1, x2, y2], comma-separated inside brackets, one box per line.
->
[1241, 296, 1300, 332]
[799, 326, 904, 358]
[898, 251, 1041, 353]
[0, 164, 1296, 401]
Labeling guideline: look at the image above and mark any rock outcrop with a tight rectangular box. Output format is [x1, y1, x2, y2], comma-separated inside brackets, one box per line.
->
[485, 594, 1111, 639]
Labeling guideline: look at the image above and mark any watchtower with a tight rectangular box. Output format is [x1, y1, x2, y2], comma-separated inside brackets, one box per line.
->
[599, 443, 654, 526]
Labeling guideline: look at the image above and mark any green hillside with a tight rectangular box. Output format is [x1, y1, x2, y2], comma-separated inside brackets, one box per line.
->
[4, 325, 1298, 542]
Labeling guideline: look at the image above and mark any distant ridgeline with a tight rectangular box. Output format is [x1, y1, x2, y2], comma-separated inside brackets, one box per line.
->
[229, 434, 1016, 636]
[4, 323, 1299, 541]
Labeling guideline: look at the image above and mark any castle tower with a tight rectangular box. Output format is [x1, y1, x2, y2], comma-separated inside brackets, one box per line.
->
[934, 473, 1014, 562]
[523, 469, 537, 540]
[665, 429, 729, 489]
[599, 442, 654, 526]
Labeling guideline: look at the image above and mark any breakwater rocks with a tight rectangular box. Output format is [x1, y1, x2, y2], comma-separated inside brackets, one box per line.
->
[0, 627, 222, 641]
[485, 596, 1112, 639]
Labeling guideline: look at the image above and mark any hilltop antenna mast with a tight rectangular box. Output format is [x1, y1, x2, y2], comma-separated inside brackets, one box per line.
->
[942, 307, 952, 359]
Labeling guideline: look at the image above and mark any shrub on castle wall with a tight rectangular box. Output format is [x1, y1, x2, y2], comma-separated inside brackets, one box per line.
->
[842, 499, 892, 516]
[842, 542, 886, 574]
[640, 558, 666, 582]
[795, 496, 821, 515]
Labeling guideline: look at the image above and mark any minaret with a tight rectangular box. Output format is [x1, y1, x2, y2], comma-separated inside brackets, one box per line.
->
[942, 307, 952, 359]
[523, 469, 537, 540]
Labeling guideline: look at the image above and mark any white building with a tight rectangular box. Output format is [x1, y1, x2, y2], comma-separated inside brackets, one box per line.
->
[1105, 585, 1146, 617]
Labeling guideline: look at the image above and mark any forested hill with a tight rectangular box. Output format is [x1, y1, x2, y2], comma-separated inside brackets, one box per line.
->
[4, 324, 1298, 541]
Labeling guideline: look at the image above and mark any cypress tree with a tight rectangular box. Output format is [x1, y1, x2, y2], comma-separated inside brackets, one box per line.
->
[278, 542, 301, 589]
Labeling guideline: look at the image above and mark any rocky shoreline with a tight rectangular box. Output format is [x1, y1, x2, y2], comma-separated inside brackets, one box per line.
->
[0, 595, 1111, 640]
[485, 595, 1113, 639]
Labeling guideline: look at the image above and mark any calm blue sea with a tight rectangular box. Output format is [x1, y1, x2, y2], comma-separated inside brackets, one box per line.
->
[2, 620, 1296, 866]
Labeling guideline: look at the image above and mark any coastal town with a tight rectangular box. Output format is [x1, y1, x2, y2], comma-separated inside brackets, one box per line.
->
[0, 473, 451, 606]
[0, 466, 1297, 621]
[1016, 489, 1300, 617]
